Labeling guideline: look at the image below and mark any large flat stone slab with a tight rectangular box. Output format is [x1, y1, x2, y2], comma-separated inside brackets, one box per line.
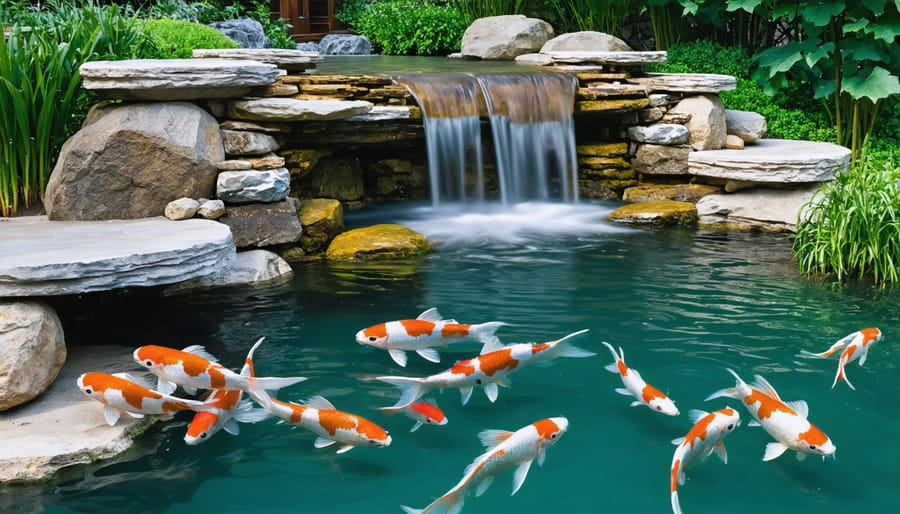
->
[627, 73, 737, 93]
[192, 48, 322, 71]
[0, 345, 159, 483]
[0, 217, 235, 296]
[544, 50, 667, 66]
[689, 139, 850, 183]
[228, 98, 373, 122]
[80, 58, 280, 100]
[696, 183, 822, 232]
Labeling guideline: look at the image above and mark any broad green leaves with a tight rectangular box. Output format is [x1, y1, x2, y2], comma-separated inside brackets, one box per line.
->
[843, 66, 900, 103]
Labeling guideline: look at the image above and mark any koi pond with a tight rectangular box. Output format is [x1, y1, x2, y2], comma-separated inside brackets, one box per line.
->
[5, 201, 899, 514]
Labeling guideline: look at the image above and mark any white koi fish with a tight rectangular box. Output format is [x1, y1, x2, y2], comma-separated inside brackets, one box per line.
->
[76, 372, 211, 426]
[601, 341, 679, 416]
[706, 368, 836, 462]
[377, 329, 594, 409]
[133, 338, 307, 397]
[670, 408, 741, 514]
[183, 337, 271, 445]
[247, 388, 391, 454]
[401, 417, 569, 514]
[380, 400, 448, 432]
[799, 327, 882, 390]
[356, 307, 508, 367]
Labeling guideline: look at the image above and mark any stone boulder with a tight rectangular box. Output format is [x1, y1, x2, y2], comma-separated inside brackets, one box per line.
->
[219, 200, 303, 248]
[696, 183, 822, 232]
[228, 98, 373, 122]
[670, 94, 726, 151]
[0, 302, 66, 411]
[165, 250, 293, 291]
[326, 224, 431, 261]
[626, 124, 689, 145]
[298, 198, 344, 255]
[221, 129, 281, 156]
[725, 109, 767, 142]
[209, 18, 269, 48]
[164, 197, 200, 220]
[688, 139, 851, 184]
[632, 144, 691, 175]
[44, 102, 223, 221]
[299, 157, 365, 201]
[319, 34, 373, 55]
[540, 31, 631, 52]
[622, 183, 721, 203]
[461, 15, 554, 60]
[217, 168, 291, 203]
[0, 217, 235, 296]
[194, 48, 322, 72]
[607, 200, 698, 227]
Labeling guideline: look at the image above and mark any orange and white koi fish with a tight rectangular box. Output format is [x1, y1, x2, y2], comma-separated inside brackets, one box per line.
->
[706, 368, 836, 462]
[401, 417, 568, 514]
[380, 400, 448, 432]
[601, 342, 679, 416]
[184, 337, 271, 445]
[799, 327, 882, 390]
[77, 372, 212, 426]
[377, 329, 593, 409]
[670, 408, 741, 514]
[247, 387, 391, 454]
[133, 338, 306, 397]
[356, 307, 508, 367]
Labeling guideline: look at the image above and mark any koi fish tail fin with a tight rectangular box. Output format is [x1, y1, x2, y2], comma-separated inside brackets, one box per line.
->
[472, 322, 508, 349]
[799, 336, 848, 359]
[377, 376, 425, 408]
[240, 337, 266, 377]
[232, 399, 273, 424]
[832, 358, 855, 390]
[244, 378, 277, 412]
[671, 491, 683, 514]
[400, 506, 424, 514]
[705, 369, 746, 401]
[550, 329, 595, 359]
[601, 341, 621, 372]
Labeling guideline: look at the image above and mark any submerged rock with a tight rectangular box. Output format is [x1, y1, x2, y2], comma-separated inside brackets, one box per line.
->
[622, 183, 721, 203]
[607, 200, 698, 227]
[298, 198, 344, 255]
[326, 224, 430, 261]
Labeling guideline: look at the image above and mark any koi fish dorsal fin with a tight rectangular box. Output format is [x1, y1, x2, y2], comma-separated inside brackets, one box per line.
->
[688, 409, 709, 424]
[671, 436, 686, 446]
[112, 372, 152, 389]
[416, 307, 444, 322]
[786, 400, 809, 418]
[181, 345, 219, 363]
[305, 395, 337, 411]
[478, 429, 514, 450]
[751, 374, 782, 401]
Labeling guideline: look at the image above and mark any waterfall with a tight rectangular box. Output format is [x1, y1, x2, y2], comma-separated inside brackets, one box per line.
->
[395, 72, 579, 208]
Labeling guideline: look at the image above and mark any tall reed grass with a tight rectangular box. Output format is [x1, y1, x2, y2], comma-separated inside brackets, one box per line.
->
[0, 1, 145, 217]
[793, 156, 900, 286]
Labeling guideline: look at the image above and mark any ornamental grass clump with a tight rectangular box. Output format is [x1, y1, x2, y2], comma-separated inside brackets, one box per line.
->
[793, 157, 900, 287]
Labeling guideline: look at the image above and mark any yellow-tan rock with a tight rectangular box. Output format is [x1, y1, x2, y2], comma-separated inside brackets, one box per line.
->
[326, 224, 430, 261]
[298, 198, 344, 254]
[622, 183, 721, 203]
[607, 200, 698, 227]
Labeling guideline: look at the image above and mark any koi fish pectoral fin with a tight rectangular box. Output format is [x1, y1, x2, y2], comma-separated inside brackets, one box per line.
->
[103, 406, 122, 426]
[604, 363, 620, 374]
[460, 387, 474, 406]
[409, 421, 423, 433]
[763, 442, 789, 462]
[858, 348, 869, 366]
[615, 388, 633, 397]
[478, 429, 514, 450]
[511, 460, 533, 496]
[785, 400, 809, 419]
[415, 348, 441, 363]
[336, 445, 355, 454]
[475, 476, 494, 497]
[223, 418, 240, 436]
[537, 449, 547, 467]
[713, 441, 728, 464]
[748, 419, 761, 427]
[483, 382, 499, 403]
[314, 437, 337, 449]
[629, 401, 643, 408]
[796, 451, 807, 462]
[389, 349, 409, 367]
[156, 378, 178, 396]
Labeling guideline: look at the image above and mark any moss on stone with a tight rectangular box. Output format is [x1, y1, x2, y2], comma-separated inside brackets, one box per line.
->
[325, 224, 431, 262]
[607, 200, 698, 227]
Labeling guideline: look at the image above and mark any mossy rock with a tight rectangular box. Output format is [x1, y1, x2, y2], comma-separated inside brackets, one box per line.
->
[607, 200, 698, 227]
[622, 183, 721, 203]
[325, 224, 431, 262]
[298, 198, 344, 254]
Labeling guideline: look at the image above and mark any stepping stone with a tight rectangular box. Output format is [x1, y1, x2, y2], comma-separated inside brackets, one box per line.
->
[544, 51, 667, 66]
[192, 48, 322, 71]
[688, 139, 850, 183]
[0, 217, 234, 296]
[627, 73, 737, 93]
[79, 58, 280, 100]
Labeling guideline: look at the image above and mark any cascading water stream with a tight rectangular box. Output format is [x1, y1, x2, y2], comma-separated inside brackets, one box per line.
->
[394, 72, 579, 208]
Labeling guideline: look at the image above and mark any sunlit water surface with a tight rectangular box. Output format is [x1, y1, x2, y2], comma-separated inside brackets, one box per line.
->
[5, 201, 899, 514]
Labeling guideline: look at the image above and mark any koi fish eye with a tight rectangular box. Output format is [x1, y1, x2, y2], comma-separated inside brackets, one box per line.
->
[809, 445, 816, 450]
[656, 406, 662, 411]
[727, 424, 734, 430]
[550, 433, 558, 439]
[144, 359, 154, 367]
[368, 336, 377, 342]
[200, 432, 208, 439]
[84, 388, 93, 395]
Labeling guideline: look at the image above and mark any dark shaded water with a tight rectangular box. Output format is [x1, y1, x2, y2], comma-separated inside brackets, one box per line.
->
[4, 202, 898, 514]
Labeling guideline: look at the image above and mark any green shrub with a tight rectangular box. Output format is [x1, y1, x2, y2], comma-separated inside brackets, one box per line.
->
[454, 0, 526, 19]
[793, 156, 900, 286]
[140, 18, 239, 59]
[145, 1, 295, 49]
[356, 0, 470, 55]
[336, 0, 372, 32]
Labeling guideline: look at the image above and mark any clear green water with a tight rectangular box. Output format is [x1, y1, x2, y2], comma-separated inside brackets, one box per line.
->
[5, 202, 899, 514]
[316, 55, 549, 75]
